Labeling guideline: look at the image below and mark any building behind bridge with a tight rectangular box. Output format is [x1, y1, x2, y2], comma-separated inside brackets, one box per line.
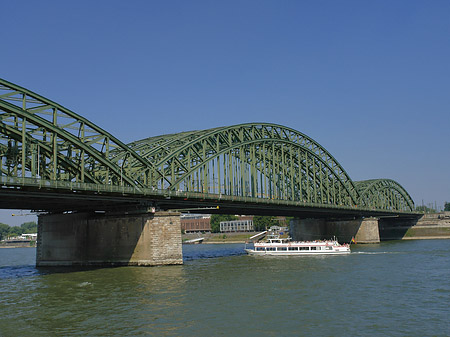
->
[181, 214, 258, 233]
[220, 217, 254, 232]
[181, 214, 211, 233]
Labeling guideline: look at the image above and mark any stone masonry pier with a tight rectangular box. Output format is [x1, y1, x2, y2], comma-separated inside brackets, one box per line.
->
[290, 213, 450, 243]
[290, 217, 381, 244]
[36, 211, 182, 267]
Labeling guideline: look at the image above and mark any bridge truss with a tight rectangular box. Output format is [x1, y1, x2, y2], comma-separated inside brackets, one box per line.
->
[0, 78, 415, 214]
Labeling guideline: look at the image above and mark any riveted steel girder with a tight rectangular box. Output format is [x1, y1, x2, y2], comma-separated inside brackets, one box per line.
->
[121, 124, 360, 207]
[0, 78, 161, 187]
[0, 78, 415, 213]
[355, 179, 415, 212]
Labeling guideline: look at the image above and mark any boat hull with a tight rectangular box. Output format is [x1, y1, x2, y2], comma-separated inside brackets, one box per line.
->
[245, 249, 350, 256]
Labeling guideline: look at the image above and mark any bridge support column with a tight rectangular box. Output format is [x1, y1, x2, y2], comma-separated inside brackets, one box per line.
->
[290, 217, 380, 243]
[36, 211, 182, 267]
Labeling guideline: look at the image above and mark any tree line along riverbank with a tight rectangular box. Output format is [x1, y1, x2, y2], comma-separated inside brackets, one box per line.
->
[183, 232, 256, 243]
[0, 221, 37, 248]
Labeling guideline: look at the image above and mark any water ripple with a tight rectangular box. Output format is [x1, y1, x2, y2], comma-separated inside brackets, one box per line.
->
[0, 240, 448, 336]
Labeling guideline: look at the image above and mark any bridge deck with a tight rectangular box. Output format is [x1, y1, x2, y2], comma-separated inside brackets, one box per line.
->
[0, 177, 420, 219]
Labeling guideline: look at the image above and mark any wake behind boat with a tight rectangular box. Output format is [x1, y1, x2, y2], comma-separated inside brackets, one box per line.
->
[245, 234, 351, 256]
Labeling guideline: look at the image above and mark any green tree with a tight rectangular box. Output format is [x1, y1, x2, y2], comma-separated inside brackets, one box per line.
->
[210, 214, 238, 233]
[21, 221, 37, 233]
[253, 216, 278, 231]
[8, 226, 24, 237]
[445, 202, 450, 211]
[0, 223, 11, 240]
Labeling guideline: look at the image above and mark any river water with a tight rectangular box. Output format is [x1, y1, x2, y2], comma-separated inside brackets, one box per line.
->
[0, 240, 449, 336]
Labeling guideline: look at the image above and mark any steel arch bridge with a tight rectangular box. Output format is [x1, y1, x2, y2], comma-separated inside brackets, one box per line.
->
[0, 78, 415, 215]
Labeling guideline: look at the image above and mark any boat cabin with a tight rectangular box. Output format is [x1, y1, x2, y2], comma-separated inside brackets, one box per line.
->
[254, 245, 335, 252]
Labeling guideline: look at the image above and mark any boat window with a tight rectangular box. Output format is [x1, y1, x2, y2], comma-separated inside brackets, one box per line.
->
[256, 247, 264, 251]
[266, 247, 276, 251]
[288, 247, 298, 251]
[299, 247, 309, 250]
[278, 247, 287, 251]
[311, 247, 317, 250]
[325, 246, 332, 250]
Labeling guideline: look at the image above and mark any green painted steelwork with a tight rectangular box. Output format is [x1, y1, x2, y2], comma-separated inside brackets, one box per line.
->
[123, 124, 359, 206]
[0, 79, 165, 188]
[355, 179, 415, 212]
[0, 78, 415, 213]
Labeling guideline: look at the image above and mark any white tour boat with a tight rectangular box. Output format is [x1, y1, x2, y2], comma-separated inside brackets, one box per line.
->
[245, 235, 351, 256]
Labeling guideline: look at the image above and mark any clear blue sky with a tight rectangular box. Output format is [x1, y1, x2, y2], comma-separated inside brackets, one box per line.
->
[2, 0, 449, 225]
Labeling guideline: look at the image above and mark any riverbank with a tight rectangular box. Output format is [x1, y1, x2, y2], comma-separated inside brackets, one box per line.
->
[182, 232, 256, 244]
[0, 240, 36, 248]
[382, 224, 450, 240]
[381, 213, 450, 240]
[184, 214, 450, 244]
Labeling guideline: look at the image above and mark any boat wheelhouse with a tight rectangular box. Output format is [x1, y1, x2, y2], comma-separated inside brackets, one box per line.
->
[245, 235, 351, 256]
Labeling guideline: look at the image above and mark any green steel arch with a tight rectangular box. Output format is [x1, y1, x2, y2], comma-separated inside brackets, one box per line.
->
[0, 78, 415, 213]
[355, 179, 415, 212]
[0, 78, 161, 187]
[123, 124, 360, 207]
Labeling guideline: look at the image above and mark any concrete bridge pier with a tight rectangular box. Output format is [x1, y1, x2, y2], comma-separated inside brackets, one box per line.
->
[290, 217, 380, 244]
[36, 210, 183, 267]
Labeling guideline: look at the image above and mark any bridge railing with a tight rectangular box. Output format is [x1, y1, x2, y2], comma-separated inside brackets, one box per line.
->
[0, 176, 419, 215]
